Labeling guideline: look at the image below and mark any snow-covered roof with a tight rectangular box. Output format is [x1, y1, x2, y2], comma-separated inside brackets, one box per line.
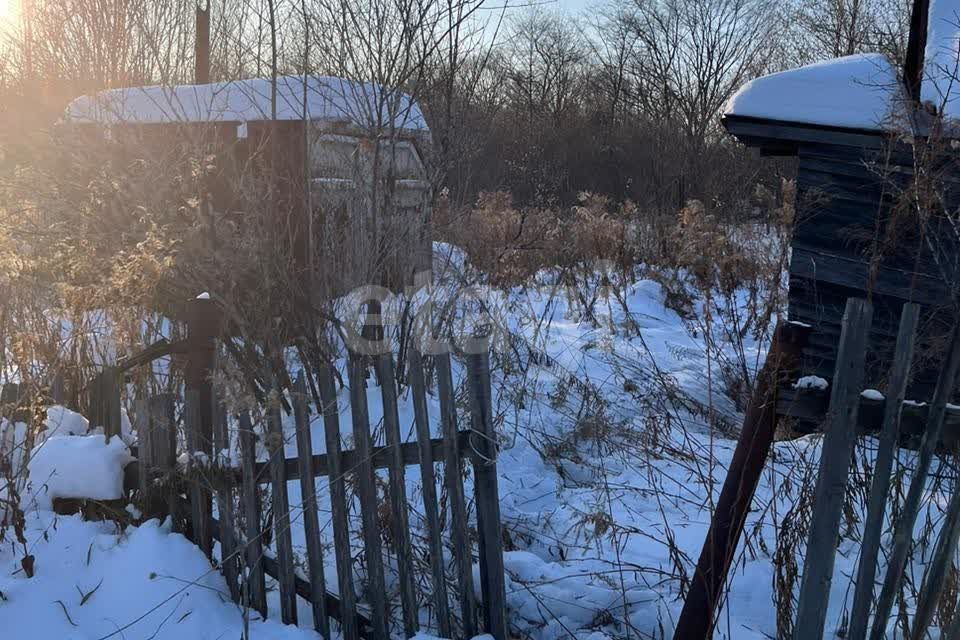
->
[726, 1, 960, 132]
[65, 75, 429, 132]
[724, 54, 904, 131]
[923, 0, 960, 115]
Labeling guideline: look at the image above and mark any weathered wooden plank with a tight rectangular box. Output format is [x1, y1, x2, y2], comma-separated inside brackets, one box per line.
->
[148, 394, 178, 527]
[116, 338, 192, 372]
[847, 303, 920, 640]
[409, 349, 452, 637]
[317, 363, 359, 640]
[793, 298, 873, 640]
[797, 156, 887, 180]
[910, 482, 960, 640]
[135, 397, 151, 506]
[723, 114, 888, 150]
[466, 350, 508, 640]
[206, 511, 374, 635]
[436, 352, 477, 637]
[346, 355, 389, 638]
[249, 433, 466, 484]
[267, 392, 298, 625]
[375, 354, 419, 637]
[238, 411, 267, 619]
[49, 372, 65, 406]
[777, 386, 960, 441]
[213, 397, 241, 603]
[790, 245, 948, 306]
[292, 373, 330, 638]
[103, 366, 122, 441]
[184, 390, 213, 557]
[869, 321, 960, 640]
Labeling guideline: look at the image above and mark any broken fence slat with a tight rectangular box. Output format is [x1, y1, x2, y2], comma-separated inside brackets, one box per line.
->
[104, 366, 122, 442]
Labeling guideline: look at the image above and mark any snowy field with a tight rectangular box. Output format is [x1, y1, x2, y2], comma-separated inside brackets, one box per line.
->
[0, 245, 952, 639]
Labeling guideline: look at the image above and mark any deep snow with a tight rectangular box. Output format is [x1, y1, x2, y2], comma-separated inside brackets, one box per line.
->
[0, 245, 954, 639]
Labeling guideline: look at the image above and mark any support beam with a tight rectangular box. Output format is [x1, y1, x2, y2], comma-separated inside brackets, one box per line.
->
[673, 321, 810, 639]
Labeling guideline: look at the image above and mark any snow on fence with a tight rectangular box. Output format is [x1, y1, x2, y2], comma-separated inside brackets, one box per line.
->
[120, 339, 506, 639]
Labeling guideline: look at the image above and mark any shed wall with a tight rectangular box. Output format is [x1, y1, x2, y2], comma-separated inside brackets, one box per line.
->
[724, 116, 960, 430]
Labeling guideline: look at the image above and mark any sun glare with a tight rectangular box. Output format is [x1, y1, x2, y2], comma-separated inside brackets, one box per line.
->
[0, 1, 18, 29]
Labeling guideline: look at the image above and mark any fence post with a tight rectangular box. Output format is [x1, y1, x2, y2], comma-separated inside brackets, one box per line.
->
[436, 352, 477, 637]
[238, 411, 267, 619]
[185, 389, 212, 557]
[213, 396, 240, 603]
[466, 348, 508, 640]
[847, 302, 920, 640]
[146, 394, 177, 527]
[102, 366, 122, 441]
[409, 348, 452, 637]
[292, 373, 330, 638]
[346, 353, 389, 639]
[87, 369, 121, 441]
[135, 397, 153, 516]
[0, 384, 22, 480]
[185, 295, 219, 475]
[870, 319, 960, 640]
[316, 363, 359, 640]
[50, 371, 65, 406]
[376, 353, 419, 637]
[266, 384, 298, 626]
[793, 298, 873, 640]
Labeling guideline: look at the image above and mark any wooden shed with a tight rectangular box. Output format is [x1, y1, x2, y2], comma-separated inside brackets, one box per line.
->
[65, 75, 433, 302]
[723, 0, 960, 433]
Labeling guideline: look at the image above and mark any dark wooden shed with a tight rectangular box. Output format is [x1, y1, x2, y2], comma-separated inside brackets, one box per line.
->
[723, 0, 960, 433]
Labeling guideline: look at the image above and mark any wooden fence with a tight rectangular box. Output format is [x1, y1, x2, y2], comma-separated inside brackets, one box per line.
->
[788, 297, 960, 640]
[677, 297, 960, 640]
[129, 346, 507, 640]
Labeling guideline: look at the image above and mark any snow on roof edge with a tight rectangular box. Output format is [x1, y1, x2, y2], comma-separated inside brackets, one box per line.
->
[65, 75, 429, 132]
[724, 53, 907, 133]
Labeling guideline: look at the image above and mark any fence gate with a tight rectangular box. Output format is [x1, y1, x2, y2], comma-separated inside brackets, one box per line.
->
[134, 346, 508, 640]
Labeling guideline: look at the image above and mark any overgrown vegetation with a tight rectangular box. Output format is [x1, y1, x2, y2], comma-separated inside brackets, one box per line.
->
[0, 0, 950, 639]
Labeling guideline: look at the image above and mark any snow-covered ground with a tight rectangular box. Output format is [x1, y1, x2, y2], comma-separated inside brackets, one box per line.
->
[0, 244, 953, 639]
